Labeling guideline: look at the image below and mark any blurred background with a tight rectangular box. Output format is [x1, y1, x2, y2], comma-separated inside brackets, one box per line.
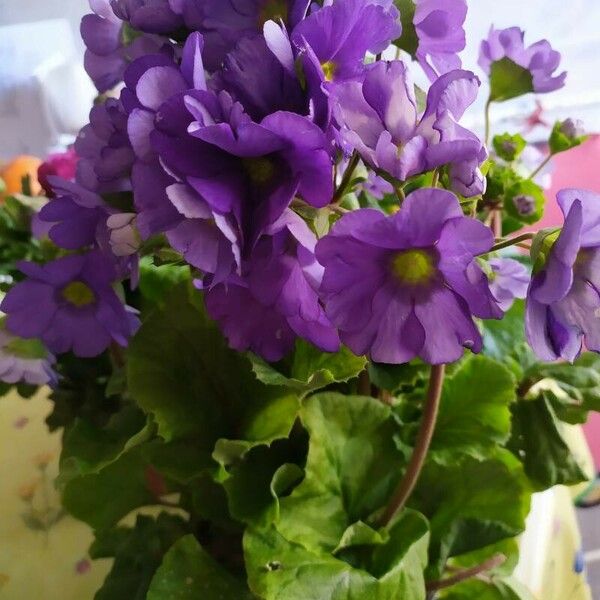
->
[1, 1, 600, 599]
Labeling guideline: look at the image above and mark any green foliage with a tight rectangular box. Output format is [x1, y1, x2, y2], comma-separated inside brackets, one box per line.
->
[90, 513, 189, 600]
[440, 577, 535, 599]
[430, 356, 516, 462]
[488, 58, 534, 102]
[147, 535, 254, 599]
[508, 395, 587, 490]
[249, 339, 366, 398]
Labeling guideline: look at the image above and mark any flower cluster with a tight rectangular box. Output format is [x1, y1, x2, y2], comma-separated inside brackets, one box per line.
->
[4, 0, 597, 375]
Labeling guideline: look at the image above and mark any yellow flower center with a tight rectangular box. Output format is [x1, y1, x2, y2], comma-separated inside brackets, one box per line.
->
[391, 249, 436, 285]
[258, 0, 289, 27]
[242, 157, 276, 185]
[321, 61, 337, 82]
[62, 281, 96, 307]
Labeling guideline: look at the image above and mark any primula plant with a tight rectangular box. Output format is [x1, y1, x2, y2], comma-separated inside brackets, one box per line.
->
[2, 0, 599, 598]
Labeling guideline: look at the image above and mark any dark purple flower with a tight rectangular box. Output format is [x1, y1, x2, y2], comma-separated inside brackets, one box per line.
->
[38, 150, 79, 197]
[526, 189, 600, 362]
[2, 252, 139, 357]
[331, 62, 486, 196]
[39, 178, 113, 250]
[81, 0, 166, 92]
[198, 0, 310, 71]
[414, 0, 467, 81]
[75, 96, 135, 194]
[154, 87, 333, 251]
[166, 182, 240, 284]
[488, 257, 529, 311]
[211, 34, 308, 122]
[316, 188, 502, 364]
[110, 0, 183, 34]
[479, 27, 566, 94]
[204, 210, 339, 361]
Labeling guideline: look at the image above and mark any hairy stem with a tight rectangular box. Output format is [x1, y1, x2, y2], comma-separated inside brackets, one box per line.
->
[484, 98, 493, 146]
[358, 369, 372, 396]
[332, 152, 360, 204]
[489, 231, 536, 253]
[426, 554, 507, 593]
[529, 154, 552, 180]
[379, 364, 446, 527]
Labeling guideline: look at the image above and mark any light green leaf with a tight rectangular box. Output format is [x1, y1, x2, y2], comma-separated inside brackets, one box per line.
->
[489, 58, 534, 102]
[493, 133, 527, 162]
[430, 356, 516, 462]
[504, 179, 545, 225]
[277, 393, 405, 553]
[245, 510, 429, 600]
[508, 395, 587, 490]
[147, 535, 253, 599]
[249, 339, 366, 399]
[410, 451, 531, 574]
[549, 120, 587, 155]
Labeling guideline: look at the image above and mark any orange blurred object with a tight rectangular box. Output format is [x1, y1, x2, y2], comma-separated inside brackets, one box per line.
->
[0, 155, 42, 200]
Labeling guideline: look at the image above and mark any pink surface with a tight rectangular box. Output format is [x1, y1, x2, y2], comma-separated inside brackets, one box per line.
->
[541, 136, 600, 467]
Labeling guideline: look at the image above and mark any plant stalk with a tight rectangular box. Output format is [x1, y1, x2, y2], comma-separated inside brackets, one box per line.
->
[529, 154, 552, 180]
[332, 152, 360, 204]
[489, 231, 536, 253]
[426, 554, 506, 593]
[379, 364, 446, 527]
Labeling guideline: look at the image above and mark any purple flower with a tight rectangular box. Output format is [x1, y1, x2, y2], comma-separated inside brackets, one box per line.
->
[166, 182, 240, 284]
[414, 0, 467, 81]
[316, 188, 502, 364]
[199, 0, 310, 71]
[154, 88, 333, 251]
[0, 329, 57, 387]
[110, 0, 183, 34]
[107, 213, 142, 256]
[331, 62, 486, 196]
[204, 210, 339, 361]
[479, 27, 566, 94]
[1, 252, 139, 358]
[526, 189, 600, 362]
[39, 178, 113, 250]
[488, 258, 529, 311]
[75, 96, 135, 194]
[81, 0, 165, 92]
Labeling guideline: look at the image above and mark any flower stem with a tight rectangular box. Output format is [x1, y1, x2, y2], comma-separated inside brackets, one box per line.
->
[489, 231, 536, 253]
[426, 554, 506, 593]
[379, 364, 446, 528]
[484, 98, 493, 146]
[358, 369, 371, 396]
[529, 154, 552, 179]
[332, 152, 360, 204]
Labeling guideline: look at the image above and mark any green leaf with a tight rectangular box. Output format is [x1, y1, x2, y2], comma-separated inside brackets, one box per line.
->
[489, 58, 534, 102]
[147, 535, 253, 599]
[138, 258, 190, 309]
[440, 577, 535, 599]
[410, 451, 530, 574]
[244, 510, 429, 600]
[430, 356, 516, 462]
[504, 179, 545, 225]
[276, 393, 405, 553]
[493, 133, 527, 162]
[249, 339, 366, 398]
[392, 0, 418, 56]
[368, 361, 427, 393]
[507, 395, 587, 490]
[549, 120, 587, 155]
[127, 283, 299, 448]
[90, 513, 188, 600]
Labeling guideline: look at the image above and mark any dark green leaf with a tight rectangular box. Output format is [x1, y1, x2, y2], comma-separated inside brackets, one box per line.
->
[507, 395, 587, 490]
[440, 577, 535, 599]
[147, 535, 253, 599]
[392, 0, 418, 56]
[91, 513, 188, 600]
[368, 361, 427, 393]
[489, 58, 534, 102]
